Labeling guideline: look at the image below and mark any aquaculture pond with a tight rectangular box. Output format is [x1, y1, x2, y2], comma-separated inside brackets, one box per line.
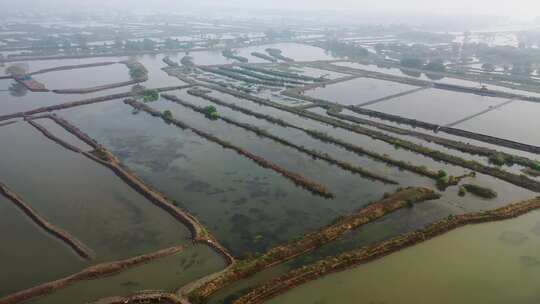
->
[57, 98, 402, 257]
[0, 189, 84, 297]
[305, 77, 418, 106]
[0, 77, 128, 115]
[32, 118, 94, 151]
[170, 43, 338, 66]
[1, 56, 128, 77]
[0, 121, 192, 294]
[200, 90, 536, 205]
[456, 100, 540, 147]
[133, 53, 187, 87]
[29, 245, 227, 304]
[364, 88, 510, 125]
[331, 61, 433, 80]
[31, 63, 130, 90]
[269, 209, 540, 304]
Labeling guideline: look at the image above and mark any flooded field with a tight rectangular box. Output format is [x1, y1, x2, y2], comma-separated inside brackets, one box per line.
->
[305, 77, 418, 105]
[269, 210, 540, 304]
[0, 193, 84, 296]
[168, 43, 339, 66]
[0, 121, 193, 294]
[3, 16, 540, 303]
[57, 98, 401, 256]
[364, 88, 509, 125]
[456, 100, 540, 146]
[31, 63, 130, 90]
[29, 245, 226, 304]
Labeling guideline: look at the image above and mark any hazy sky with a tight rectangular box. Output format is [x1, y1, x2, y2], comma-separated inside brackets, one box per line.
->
[4, 0, 540, 19]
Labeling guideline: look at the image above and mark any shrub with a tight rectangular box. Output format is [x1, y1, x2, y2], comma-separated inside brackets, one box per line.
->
[437, 170, 448, 178]
[458, 186, 466, 197]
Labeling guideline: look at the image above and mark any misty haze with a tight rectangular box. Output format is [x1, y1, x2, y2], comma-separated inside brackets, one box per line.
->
[1, 1, 540, 304]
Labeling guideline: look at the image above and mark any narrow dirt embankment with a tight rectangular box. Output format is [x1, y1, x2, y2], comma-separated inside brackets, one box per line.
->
[52, 79, 143, 94]
[28, 113, 234, 265]
[326, 109, 540, 173]
[0, 182, 93, 260]
[184, 90, 479, 186]
[194, 84, 540, 193]
[0, 246, 183, 304]
[86, 291, 183, 304]
[28, 62, 118, 76]
[234, 195, 540, 304]
[185, 187, 440, 301]
[124, 99, 335, 199]
[0, 85, 191, 122]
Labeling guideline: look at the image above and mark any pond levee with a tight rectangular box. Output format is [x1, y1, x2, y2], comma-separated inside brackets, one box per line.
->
[0, 246, 184, 304]
[27, 113, 235, 266]
[161, 94, 397, 185]
[185, 187, 440, 301]
[189, 83, 540, 193]
[233, 195, 540, 304]
[347, 105, 540, 154]
[0, 182, 93, 260]
[28, 62, 118, 76]
[0, 85, 192, 122]
[124, 99, 335, 199]
[52, 79, 144, 94]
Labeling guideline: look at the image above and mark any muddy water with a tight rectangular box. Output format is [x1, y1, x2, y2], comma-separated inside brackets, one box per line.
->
[0, 193, 84, 296]
[0, 122, 192, 294]
[305, 77, 418, 106]
[29, 245, 226, 304]
[269, 210, 540, 304]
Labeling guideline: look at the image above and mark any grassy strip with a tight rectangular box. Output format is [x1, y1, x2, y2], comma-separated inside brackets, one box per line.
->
[162, 94, 397, 185]
[234, 195, 540, 304]
[187, 187, 440, 303]
[124, 99, 334, 199]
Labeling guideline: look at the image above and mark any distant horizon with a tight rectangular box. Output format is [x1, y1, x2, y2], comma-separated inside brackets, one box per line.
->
[1, 0, 540, 20]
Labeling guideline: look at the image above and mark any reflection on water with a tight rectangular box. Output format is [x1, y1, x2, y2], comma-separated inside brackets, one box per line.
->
[270, 210, 540, 304]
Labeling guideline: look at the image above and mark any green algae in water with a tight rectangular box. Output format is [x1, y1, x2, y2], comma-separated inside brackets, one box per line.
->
[269, 210, 540, 304]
